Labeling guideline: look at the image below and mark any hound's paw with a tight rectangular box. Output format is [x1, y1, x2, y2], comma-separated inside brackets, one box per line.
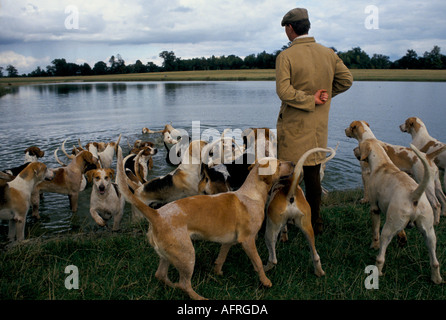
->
[261, 278, 272, 288]
[315, 269, 326, 277]
[432, 277, 444, 285]
[263, 262, 276, 272]
[359, 198, 369, 204]
[370, 241, 380, 250]
[214, 266, 224, 276]
[92, 216, 106, 227]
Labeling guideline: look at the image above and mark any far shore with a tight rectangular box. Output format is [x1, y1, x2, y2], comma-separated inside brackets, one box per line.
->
[1, 69, 446, 88]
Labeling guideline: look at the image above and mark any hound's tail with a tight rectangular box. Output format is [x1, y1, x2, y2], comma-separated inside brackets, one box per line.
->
[287, 145, 338, 201]
[410, 144, 432, 205]
[61, 139, 75, 160]
[116, 140, 159, 224]
[54, 148, 67, 166]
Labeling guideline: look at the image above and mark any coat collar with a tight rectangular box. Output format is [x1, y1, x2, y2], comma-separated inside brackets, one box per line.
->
[290, 36, 316, 47]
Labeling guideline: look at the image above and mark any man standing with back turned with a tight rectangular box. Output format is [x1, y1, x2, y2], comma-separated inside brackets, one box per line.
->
[276, 8, 353, 235]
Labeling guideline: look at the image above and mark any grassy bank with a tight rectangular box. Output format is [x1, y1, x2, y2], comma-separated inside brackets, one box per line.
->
[1, 188, 445, 300]
[1, 69, 446, 87]
[0, 85, 11, 97]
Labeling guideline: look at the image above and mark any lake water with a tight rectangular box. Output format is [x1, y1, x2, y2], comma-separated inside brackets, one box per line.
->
[1, 81, 445, 238]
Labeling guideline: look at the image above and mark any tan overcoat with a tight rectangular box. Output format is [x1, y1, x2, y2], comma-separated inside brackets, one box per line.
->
[276, 36, 353, 165]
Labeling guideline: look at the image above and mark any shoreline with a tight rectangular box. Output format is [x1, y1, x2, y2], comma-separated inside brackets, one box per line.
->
[1, 69, 446, 87]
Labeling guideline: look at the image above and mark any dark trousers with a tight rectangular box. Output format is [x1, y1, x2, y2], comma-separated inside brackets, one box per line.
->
[303, 164, 323, 234]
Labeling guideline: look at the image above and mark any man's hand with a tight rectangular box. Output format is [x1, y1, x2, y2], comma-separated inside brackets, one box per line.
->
[314, 89, 328, 105]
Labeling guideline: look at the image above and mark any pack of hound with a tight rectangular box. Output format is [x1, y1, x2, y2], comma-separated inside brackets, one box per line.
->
[1, 117, 445, 299]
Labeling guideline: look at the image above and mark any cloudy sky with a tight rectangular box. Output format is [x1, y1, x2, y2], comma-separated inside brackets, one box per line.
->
[1, 0, 445, 74]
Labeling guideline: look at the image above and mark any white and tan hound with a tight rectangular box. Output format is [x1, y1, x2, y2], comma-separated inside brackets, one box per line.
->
[2, 146, 45, 177]
[264, 146, 336, 275]
[0, 162, 53, 242]
[123, 140, 208, 222]
[346, 120, 446, 225]
[31, 150, 98, 218]
[400, 117, 446, 191]
[117, 143, 294, 300]
[86, 168, 125, 231]
[357, 138, 443, 284]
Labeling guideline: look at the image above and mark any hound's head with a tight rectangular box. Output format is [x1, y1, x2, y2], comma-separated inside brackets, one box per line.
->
[162, 124, 179, 144]
[21, 162, 54, 183]
[131, 141, 157, 155]
[24, 146, 45, 162]
[249, 158, 294, 186]
[345, 121, 373, 141]
[78, 151, 99, 171]
[96, 142, 108, 152]
[399, 117, 425, 136]
[86, 168, 115, 195]
[179, 140, 208, 165]
[198, 164, 229, 195]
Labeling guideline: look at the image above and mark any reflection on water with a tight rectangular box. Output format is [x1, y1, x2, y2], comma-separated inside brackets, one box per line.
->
[0, 81, 445, 238]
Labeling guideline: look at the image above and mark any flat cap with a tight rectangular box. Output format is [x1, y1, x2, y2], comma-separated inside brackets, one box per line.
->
[281, 8, 309, 26]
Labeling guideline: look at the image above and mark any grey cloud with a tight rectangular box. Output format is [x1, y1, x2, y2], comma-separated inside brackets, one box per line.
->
[2, 0, 445, 74]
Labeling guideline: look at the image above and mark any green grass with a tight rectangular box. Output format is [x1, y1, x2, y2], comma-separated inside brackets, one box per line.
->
[1, 69, 446, 88]
[350, 69, 446, 82]
[1, 188, 445, 300]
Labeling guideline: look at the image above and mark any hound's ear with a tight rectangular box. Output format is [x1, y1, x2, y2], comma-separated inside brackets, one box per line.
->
[200, 162, 210, 176]
[86, 170, 96, 183]
[353, 146, 361, 160]
[365, 121, 370, 127]
[107, 168, 115, 179]
[259, 173, 273, 185]
[257, 159, 277, 185]
[247, 161, 257, 171]
[359, 142, 371, 161]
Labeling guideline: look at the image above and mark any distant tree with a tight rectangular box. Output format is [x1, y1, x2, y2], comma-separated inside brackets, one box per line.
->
[66, 62, 80, 75]
[109, 54, 126, 74]
[370, 54, 391, 69]
[422, 45, 444, 69]
[93, 61, 108, 75]
[79, 63, 92, 75]
[224, 55, 243, 69]
[28, 66, 47, 77]
[391, 49, 419, 69]
[6, 64, 18, 77]
[243, 54, 257, 69]
[46, 64, 56, 76]
[442, 55, 446, 70]
[159, 51, 178, 71]
[255, 51, 275, 69]
[338, 47, 371, 69]
[14, 44, 446, 79]
[51, 58, 69, 76]
[0, 66, 3, 77]
[109, 55, 116, 69]
[116, 54, 126, 73]
[146, 61, 160, 72]
[132, 60, 147, 73]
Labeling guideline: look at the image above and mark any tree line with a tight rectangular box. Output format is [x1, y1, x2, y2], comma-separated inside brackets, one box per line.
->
[2, 45, 446, 78]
